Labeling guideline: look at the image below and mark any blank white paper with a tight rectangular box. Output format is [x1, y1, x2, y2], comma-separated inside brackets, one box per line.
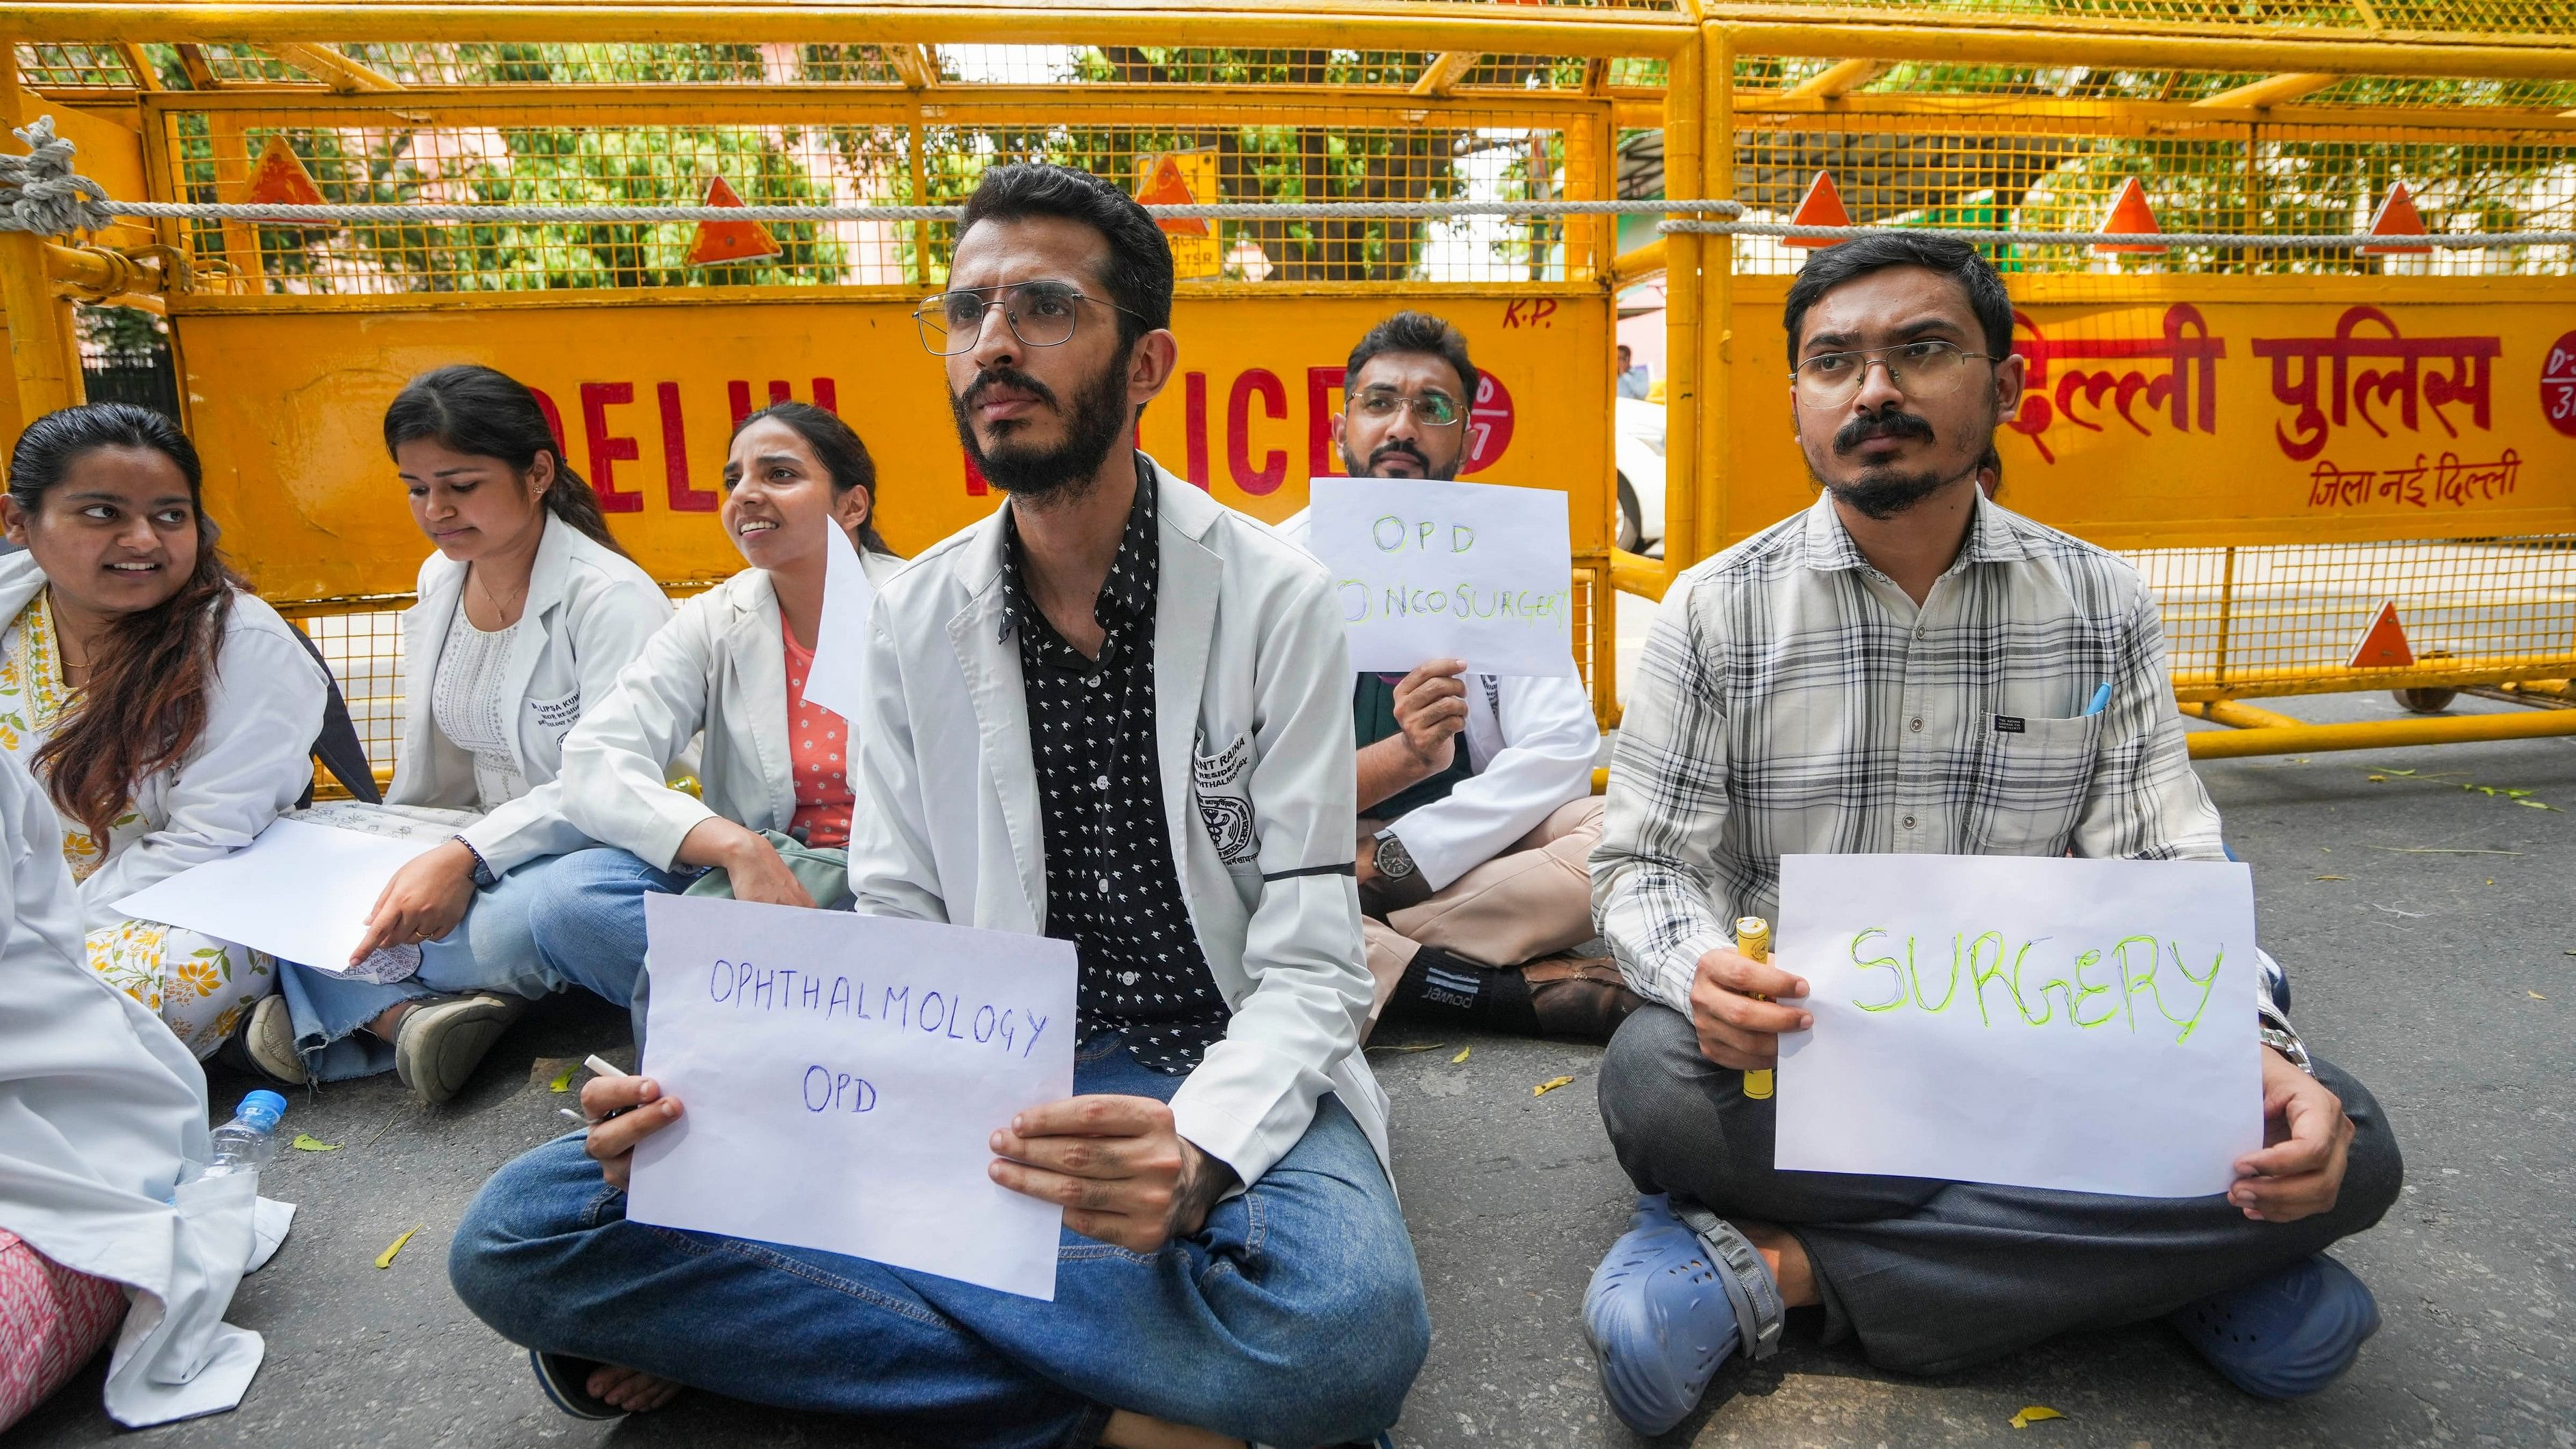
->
[112, 817, 444, 974]
[799, 519, 877, 724]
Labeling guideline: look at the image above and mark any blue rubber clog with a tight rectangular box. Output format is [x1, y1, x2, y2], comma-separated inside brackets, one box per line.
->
[2169, 1254, 2381, 1399]
[1583, 1195, 1757, 1435]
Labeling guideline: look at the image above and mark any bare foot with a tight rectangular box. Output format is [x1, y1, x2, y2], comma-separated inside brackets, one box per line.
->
[585, 1363, 681, 1413]
[1100, 1408, 1245, 1449]
[1734, 1220, 1820, 1308]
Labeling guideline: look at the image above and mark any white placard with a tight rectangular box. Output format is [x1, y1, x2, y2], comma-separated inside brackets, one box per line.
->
[1307, 477, 1577, 679]
[799, 520, 878, 724]
[1774, 854, 2264, 1198]
[113, 817, 444, 974]
[627, 895, 1078, 1300]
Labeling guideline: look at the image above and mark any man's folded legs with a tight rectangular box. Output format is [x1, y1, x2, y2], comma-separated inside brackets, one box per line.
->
[450, 1037, 1430, 1449]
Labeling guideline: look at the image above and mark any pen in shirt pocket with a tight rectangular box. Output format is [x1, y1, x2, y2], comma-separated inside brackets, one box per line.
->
[2080, 681, 2112, 717]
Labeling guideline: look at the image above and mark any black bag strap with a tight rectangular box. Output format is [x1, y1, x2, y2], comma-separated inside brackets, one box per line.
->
[284, 622, 382, 806]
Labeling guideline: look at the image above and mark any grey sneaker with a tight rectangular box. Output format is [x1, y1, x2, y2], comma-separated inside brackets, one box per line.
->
[244, 993, 308, 1085]
[393, 993, 527, 1106]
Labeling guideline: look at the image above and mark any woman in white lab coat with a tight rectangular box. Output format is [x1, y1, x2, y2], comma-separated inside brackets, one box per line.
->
[0, 404, 328, 1060]
[253, 365, 673, 1103]
[522, 402, 902, 1026]
[0, 746, 276, 1431]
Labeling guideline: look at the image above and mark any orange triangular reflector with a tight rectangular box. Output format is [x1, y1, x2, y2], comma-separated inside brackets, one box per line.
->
[2347, 600, 2417, 669]
[1135, 154, 1209, 237]
[2095, 176, 2166, 254]
[1786, 169, 1850, 247]
[246, 135, 326, 208]
[685, 175, 781, 268]
[2362, 180, 2432, 255]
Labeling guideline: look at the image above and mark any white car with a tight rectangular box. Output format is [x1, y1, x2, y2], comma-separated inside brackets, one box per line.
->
[1613, 395, 1666, 556]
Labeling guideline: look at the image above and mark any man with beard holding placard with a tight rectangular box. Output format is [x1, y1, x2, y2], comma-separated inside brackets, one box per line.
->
[453, 163, 1428, 1449]
[1579, 233, 2402, 1434]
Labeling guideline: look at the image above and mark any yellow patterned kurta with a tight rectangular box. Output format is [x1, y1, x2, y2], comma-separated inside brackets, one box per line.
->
[0, 591, 274, 1059]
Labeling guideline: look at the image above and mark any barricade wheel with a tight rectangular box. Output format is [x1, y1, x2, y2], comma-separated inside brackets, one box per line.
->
[2392, 688, 2458, 714]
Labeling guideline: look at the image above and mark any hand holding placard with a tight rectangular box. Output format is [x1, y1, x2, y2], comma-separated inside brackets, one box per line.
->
[1307, 477, 1576, 678]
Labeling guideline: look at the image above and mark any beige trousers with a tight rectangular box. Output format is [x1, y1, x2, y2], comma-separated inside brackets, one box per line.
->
[1359, 795, 1604, 1030]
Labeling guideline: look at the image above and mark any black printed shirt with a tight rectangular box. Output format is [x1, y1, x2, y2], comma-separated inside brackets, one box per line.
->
[1002, 465, 1228, 1072]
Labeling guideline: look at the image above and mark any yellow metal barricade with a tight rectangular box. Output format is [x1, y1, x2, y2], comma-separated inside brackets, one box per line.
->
[0, 10, 1678, 779]
[5, 1, 2575, 771]
[1639, 2, 2576, 757]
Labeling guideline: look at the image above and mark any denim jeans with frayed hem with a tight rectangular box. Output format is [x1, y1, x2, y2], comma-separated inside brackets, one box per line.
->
[448, 1033, 1430, 1448]
[276, 856, 566, 1082]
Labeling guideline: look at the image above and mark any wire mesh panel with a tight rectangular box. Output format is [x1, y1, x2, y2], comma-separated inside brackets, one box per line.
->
[2139, 537, 2576, 698]
[1725, 108, 2576, 279]
[279, 603, 409, 788]
[1701, 0, 2564, 35]
[144, 96, 1603, 294]
[12, 43, 143, 89]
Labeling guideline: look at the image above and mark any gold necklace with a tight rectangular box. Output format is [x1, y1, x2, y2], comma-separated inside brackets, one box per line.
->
[471, 563, 529, 621]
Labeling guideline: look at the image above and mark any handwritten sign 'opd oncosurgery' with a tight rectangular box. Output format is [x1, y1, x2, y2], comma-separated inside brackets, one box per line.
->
[627, 895, 1077, 1300]
[1774, 854, 2263, 1198]
[1308, 477, 1577, 679]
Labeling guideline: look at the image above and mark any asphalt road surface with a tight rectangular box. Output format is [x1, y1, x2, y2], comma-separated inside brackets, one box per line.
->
[14, 688, 2571, 1449]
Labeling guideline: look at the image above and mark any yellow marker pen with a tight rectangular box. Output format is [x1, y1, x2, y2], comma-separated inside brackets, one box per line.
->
[1736, 916, 1776, 1101]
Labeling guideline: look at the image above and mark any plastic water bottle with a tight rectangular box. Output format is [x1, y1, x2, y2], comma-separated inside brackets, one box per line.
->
[199, 1089, 289, 1179]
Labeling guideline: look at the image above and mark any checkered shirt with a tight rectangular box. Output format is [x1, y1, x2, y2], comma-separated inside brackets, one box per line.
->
[1594, 490, 2238, 1017]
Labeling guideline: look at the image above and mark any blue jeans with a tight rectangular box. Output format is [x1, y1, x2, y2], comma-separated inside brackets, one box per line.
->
[518, 847, 703, 1043]
[277, 858, 563, 1082]
[449, 1034, 1430, 1448]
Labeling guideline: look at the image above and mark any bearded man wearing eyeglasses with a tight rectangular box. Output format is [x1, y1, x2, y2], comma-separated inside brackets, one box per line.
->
[1275, 311, 1641, 1046]
[1578, 233, 2402, 1435]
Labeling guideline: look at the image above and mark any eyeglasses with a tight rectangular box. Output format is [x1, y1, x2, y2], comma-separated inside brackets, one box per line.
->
[1789, 339, 1998, 409]
[1350, 388, 1463, 429]
[913, 282, 1146, 356]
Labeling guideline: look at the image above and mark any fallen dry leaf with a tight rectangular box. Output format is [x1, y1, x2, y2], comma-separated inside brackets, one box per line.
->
[2531, 991, 2548, 1000]
[375, 1225, 421, 1270]
[2315, 875, 2349, 882]
[2009, 1406, 2065, 1429]
[549, 1063, 580, 1093]
[290, 1133, 339, 1153]
[1452, 1046, 1471, 1065]
[1533, 1075, 1576, 1097]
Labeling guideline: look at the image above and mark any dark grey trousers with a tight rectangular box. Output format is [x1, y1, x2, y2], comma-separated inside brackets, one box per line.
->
[1596, 1004, 2405, 1376]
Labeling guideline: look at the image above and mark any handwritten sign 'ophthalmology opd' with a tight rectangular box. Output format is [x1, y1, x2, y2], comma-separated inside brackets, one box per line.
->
[627, 895, 1078, 1300]
[1307, 477, 1579, 679]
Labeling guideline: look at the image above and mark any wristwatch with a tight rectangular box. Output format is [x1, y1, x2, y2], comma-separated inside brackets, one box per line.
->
[2258, 1026, 2316, 1077]
[1371, 829, 1418, 883]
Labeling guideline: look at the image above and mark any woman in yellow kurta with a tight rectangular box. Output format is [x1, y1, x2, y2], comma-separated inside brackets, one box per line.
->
[0, 403, 328, 1058]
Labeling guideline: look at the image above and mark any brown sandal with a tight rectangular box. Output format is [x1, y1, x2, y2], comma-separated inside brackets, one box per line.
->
[1522, 955, 1643, 1044]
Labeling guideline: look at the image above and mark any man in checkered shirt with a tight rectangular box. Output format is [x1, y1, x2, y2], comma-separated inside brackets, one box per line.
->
[1578, 234, 2403, 1435]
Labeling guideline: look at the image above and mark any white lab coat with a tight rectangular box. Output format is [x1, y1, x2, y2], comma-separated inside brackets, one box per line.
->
[560, 554, 903, 870]
[847, 460, 1388, 1189]
[387, 515, 673, 875]
[0, 554, 328, 934]
[1275, 509, 1599, 892]
[0, 750, 273, 1426]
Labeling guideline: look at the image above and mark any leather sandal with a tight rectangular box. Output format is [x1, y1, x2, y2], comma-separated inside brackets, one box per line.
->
[1523, 955, 1644, 1043]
